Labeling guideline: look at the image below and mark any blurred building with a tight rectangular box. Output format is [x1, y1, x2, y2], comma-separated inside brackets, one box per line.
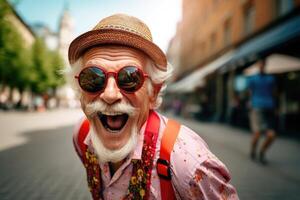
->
[31, 5, 74, 65]
[32, 23, 58, 50]
[167, 0, 300, 134]
[15, 2, 76, 109]
[58, 6, 74, 66]
[35, 6, 76, 108]
[56, 6, 77, 108]
[42, 6, 76, 108]
[4, 1, 35, 47]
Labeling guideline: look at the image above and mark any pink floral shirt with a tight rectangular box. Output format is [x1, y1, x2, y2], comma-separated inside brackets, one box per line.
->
[73, 112, 239, 200]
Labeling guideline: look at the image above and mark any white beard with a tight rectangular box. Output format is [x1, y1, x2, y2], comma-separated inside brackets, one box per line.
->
[90, 123, 138, 163]
[83, 99, 139, 163]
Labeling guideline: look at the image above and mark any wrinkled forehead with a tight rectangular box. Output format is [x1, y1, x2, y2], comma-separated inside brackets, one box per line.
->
[82, 45, 149, 68]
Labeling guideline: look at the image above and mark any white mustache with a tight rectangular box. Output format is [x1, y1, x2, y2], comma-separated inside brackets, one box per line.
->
[85, 100, 137, 117]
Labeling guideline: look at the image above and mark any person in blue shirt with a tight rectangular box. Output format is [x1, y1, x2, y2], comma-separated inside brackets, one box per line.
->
[247, 59, 277, 164]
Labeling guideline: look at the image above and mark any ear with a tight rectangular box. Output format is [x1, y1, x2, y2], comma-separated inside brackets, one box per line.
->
[149, 84, 162, 109]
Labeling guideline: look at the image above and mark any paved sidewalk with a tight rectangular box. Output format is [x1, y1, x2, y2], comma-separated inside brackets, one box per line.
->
[0, 108, 89, 200]
[0, 108, 84, 151]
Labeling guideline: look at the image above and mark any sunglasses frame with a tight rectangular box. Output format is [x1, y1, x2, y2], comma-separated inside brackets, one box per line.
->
[75, 66, 149, 94]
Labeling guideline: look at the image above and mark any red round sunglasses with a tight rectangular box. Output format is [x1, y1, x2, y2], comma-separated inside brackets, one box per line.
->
[75, 66, 149, 94]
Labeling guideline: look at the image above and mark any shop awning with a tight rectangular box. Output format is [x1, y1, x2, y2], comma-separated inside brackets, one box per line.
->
[167, 51, 234, 93]
[243, 54, 300, 75]
[220, 14, 300, 73]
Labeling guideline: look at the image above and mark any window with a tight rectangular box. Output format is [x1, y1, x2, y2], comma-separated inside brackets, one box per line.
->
[234, 75, 248, 92]
[243, 3, 256, 36]
[199, 42, 205, 58]
[224, 18, 232, 46]
[213, 0, 219, 5]
[273, 0, 294, 18]
[210, 32, 217, 52]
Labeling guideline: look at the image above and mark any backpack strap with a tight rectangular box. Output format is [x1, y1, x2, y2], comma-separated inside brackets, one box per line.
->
[157, 119, 181, 200]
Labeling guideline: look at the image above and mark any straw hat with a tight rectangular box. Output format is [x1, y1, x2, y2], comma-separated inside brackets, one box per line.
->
[68, 14, 167, 71]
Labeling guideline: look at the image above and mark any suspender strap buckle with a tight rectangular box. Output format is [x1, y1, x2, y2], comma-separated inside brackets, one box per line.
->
[157, 158, 171, 180]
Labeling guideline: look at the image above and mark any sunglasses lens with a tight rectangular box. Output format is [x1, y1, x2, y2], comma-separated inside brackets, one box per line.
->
[79, 67, 106, 93]
[118, 66, 144, 92]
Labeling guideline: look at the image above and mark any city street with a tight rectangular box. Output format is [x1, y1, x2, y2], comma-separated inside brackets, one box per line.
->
[0, 109, 299, 200]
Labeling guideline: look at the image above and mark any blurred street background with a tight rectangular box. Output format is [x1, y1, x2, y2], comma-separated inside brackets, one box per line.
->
[1, 0, 300, 199]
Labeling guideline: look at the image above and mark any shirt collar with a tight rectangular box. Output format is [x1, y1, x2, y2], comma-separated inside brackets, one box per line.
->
[130, 122, 146, 160]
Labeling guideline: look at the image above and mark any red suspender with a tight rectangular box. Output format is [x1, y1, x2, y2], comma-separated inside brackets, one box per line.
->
[157, 119, 181, 200]
[77, 119, 90, 158]
[76, 119, 102, 200]
[143, 111, 161, 199]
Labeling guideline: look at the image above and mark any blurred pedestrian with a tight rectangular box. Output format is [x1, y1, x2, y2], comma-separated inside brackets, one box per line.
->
[67, 13, 239, 199]
[247, 59, 277, 164]
[172, 98, 183, 116]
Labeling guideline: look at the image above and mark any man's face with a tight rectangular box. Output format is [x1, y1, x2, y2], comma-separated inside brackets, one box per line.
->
[258, 60, 266, 74]
[79, 46, 156, 151]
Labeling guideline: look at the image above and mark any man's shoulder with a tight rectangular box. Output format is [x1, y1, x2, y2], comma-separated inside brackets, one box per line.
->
[175, 124, 211, 160]
[168, 122, 232, 191]
[156, 112, 210, 158]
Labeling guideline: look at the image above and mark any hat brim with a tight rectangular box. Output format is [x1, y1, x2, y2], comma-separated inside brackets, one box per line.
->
[68, 29, 167, 71]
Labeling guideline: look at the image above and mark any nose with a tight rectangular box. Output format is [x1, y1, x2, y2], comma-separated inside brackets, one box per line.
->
[99, 76, 123, 104]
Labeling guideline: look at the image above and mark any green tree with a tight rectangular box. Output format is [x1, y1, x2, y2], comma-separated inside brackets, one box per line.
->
[0, 1, 15, 88]
[1, 1, 66, 109]
[30, 39, 66, 105]
[47, 50, 65, 108]
[49, 50, 66, 90]
[30, 38, 52, 94]
[0, 1, 32, 97]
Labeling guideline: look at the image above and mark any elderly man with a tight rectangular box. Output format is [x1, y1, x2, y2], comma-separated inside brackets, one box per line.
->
[68, 14, 239, 200]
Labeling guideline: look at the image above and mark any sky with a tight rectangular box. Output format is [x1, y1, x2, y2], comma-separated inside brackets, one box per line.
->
[10, 0, 182, 52]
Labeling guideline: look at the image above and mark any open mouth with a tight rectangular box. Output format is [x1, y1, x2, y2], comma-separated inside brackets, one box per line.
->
[97, 112, 129, 133]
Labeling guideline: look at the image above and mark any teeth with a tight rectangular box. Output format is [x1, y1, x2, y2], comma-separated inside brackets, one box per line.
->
[101, 111, 124, 116]
[106, 128, 120, 133]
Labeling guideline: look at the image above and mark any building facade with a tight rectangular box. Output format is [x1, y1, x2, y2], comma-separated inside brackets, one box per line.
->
[167, 0, 300, 134]
[5, 1, 35, 47]
[169, 0, 300, 78]
[58, 7, 74, 66]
